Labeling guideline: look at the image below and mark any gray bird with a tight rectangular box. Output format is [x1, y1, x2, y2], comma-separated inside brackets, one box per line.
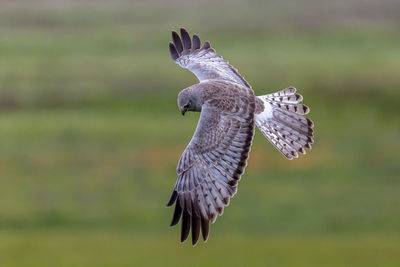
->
[167, 28, 314, 245]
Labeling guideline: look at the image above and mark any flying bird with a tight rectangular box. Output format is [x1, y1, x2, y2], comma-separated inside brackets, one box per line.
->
[166, 28, 314, 245]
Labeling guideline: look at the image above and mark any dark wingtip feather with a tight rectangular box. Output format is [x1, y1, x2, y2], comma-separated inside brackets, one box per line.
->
[169, 42, 179, 61]
[201, 217, 210, 242]
[180, 28, 192, 49]
[166, 190, 178, 207]
[192, 34, 201, 49]
[181, 209, 191, 242]
[170, 198, 183, 226]
[171, 30, 183, 53]
[191, 212, 201, 246]
[201, 41, 211, 50]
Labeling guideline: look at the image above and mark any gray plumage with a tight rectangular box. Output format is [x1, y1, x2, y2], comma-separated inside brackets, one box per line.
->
[167, 28, 314, 245]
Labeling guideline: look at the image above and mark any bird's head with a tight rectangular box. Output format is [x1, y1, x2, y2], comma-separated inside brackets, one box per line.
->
[177, 87, 203, 116]
[177, 90, 191, 116]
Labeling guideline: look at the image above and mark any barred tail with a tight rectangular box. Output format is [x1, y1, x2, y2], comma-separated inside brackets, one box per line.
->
[255, 86, 314, 160]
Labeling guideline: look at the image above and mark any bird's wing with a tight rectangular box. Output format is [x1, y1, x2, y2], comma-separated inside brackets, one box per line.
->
[166, 95, 255, 245]
[169, 28, 252, 89]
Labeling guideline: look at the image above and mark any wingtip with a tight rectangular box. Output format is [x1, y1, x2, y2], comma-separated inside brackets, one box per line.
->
[192, 34, 201, 49]
[201, 217, 210, 242]
[180, 28, 192, 49]
[179, 27, 188, 34]
[166, 190, 178, 207]
[169, 217, 178, 227]
[191, 211, 201, 246]
[201, 41, 211, 50]
[180, 209, 191, 242]
[169, 42, 179, 61]
[171, 30, 183, 53]
[171, 30, 180, 44]
[169, 197, 183, 226]
[192, 238, 199, 246]
[180, 232, 189, 243]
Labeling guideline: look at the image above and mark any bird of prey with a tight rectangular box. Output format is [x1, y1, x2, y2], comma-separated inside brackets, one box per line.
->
[166, 28, 314, 245]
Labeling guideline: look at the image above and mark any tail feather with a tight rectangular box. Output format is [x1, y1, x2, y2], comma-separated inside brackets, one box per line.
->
[262, 129, 299, 159]
[276, 108, 314, 128]
[255, 86, 314, 160]
[273, 109, 311, 135]
[265, 93, 303, 104]
[267, 86, 297, 97]
[266, 121, 308, 156]
[268, 101, 310, 115]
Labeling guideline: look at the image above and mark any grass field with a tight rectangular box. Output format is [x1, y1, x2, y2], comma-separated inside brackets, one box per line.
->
[0, 0, 399, 266]
[1, 231, 400, 267]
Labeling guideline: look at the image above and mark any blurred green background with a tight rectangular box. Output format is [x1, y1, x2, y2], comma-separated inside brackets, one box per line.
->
[0, 0, 399, 266]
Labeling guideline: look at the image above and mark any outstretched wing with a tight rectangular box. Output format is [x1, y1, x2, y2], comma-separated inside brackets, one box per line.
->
[166, 93, 255, 245]
[169, 28, 252, 89]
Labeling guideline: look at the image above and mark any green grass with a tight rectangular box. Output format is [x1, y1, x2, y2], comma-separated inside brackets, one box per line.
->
[1, 231, 399, 267]
[0, 0, 400, 266]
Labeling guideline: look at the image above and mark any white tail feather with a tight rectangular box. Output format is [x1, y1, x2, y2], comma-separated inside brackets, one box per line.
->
[255, 87, 314, 160]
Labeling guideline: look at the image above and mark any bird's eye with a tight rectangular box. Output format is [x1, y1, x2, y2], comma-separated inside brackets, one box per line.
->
[184, 102, 190, 108]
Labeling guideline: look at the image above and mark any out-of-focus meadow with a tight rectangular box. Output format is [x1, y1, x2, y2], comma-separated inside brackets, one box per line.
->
[0, 0, 399, 266]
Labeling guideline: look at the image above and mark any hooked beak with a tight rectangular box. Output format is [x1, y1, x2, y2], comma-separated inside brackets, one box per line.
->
[179, 108, 186, 116]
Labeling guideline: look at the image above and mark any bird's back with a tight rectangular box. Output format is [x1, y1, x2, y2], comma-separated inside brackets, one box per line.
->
[190, 79, 256, 116]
